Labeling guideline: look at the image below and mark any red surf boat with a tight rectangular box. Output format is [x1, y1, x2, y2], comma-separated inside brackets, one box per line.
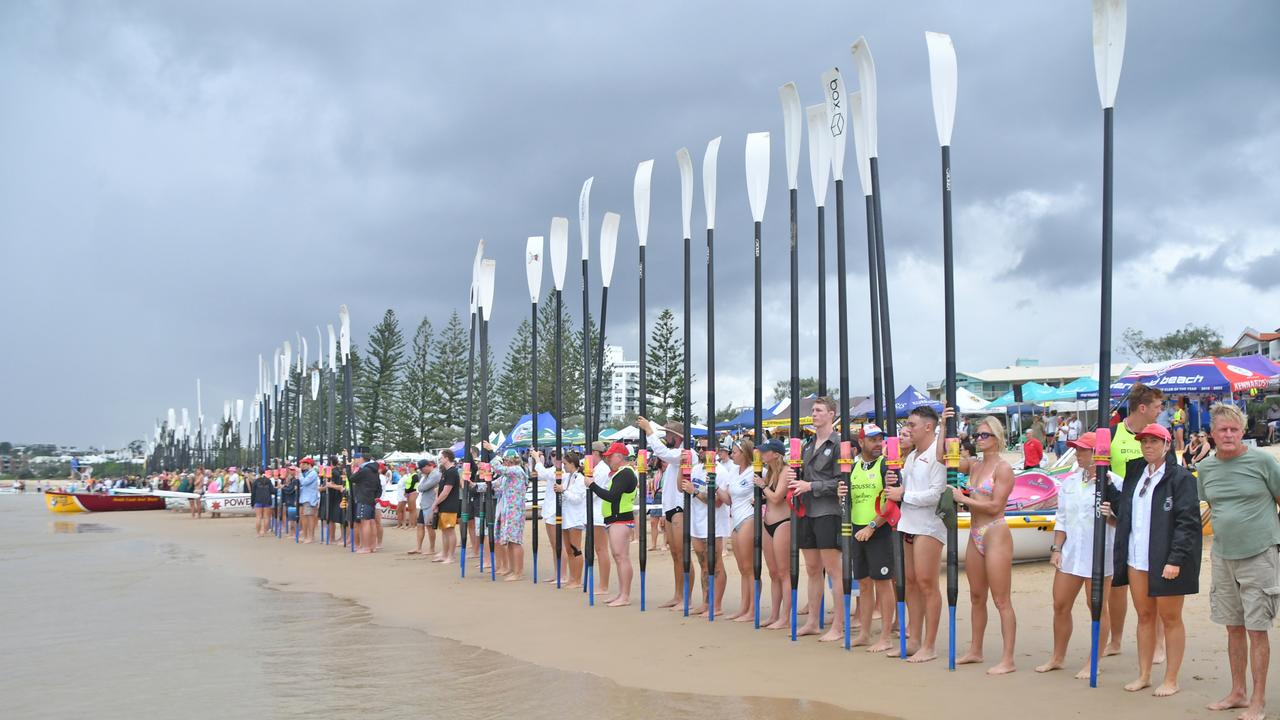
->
[45, 491, 165, 513]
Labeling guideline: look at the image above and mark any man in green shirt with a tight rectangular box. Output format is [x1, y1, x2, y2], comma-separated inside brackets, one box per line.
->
[1199, 403, 1280, 720]
[838, 423, 895, 653]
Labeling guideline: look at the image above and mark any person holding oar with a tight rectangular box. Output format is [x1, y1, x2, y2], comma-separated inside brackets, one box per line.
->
[939, 410, 1017, 675]
[790, 397, 846, 642]
[556, 451, 588, 588]
[682, 441, 728, 617]
[638, 417, 690, 610]
[585, 442, 639, 607]
[755, 438, 793, 630]
[836, 424, 896, 652]
[723, 439, 758, 622]
[490, 449, 528, 581]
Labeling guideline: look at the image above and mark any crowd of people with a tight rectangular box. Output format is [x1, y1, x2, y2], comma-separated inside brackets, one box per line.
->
[133, 382, 1278, 720]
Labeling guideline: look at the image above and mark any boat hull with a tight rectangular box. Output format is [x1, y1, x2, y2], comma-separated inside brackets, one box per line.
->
[956, 511, 1056, 564]
[45, 491, 165, 513]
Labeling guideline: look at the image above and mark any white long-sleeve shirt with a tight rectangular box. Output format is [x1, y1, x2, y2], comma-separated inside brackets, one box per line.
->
[898, 438, 947, 543]
[560, 471, 587, 529]
[536, 465, 557, 521]
[647, 434, 687, 514]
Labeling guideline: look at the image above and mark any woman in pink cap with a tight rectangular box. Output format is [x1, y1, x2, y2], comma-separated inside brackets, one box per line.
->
[1103, 423, 1202, 697]
[1035, 431, 1122, 677]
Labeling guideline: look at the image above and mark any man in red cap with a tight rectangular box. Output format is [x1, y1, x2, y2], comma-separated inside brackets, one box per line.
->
[586, 442, 639, 607]
[838, 422, 896, 651]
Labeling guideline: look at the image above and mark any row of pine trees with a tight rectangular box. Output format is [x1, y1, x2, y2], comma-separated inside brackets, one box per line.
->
[348, 303, 692, 454]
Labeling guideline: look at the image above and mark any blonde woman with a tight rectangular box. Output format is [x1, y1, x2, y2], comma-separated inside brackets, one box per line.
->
[754, 439, 792, 629]
[723, 439, 757, 622]
[940, 410, 1018, 675]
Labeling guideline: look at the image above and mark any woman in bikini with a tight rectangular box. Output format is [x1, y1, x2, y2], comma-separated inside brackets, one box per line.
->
[754, 439, 792, 629]
[723, 439, 757, 622]
[941, 410, 1018, 675]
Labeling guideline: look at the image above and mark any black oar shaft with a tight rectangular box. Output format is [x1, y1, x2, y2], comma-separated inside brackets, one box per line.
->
[554, 289, 564, 589]
[682, 233, 692, 616]
[707, 224, 717, 621]
[638, 244, 648, 609]
[942, 145, 960, 670]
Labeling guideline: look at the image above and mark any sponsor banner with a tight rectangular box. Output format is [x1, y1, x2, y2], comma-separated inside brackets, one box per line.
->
[202, 493, 254, 514]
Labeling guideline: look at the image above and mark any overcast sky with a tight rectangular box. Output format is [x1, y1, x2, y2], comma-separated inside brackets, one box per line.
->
[2, 1, 1277, 448]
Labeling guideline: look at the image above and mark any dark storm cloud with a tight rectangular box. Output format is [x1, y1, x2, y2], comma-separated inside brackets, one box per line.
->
[1, 0, 1277, 446]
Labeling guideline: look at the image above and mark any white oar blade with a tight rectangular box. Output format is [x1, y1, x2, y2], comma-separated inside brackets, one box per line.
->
[744, 132, 770, 223]
[235, 399, 244, 425]
[283, 341, 292, 379]
[223, 400, 231, 424]
[315, 326, 324, 370]
[849, 91, 873, 197]
[702, 137, 721, 230]
[805, 103, 831, 208]
[578, 177, 593, 261]
[676, 148, 694, 239]
[550, 217, 569, 291]
[301, 336, 309, 370]
[599, 212, 620, 287]
[168, 408, 176, 430]
[310, 369, 319, 401]
[470, 239, 486, 314]
[478, 259, 497, 322]
[820, 67, 848, 182]
[850, 38, 879, 158]
[633, 159, 653, 247]
[327, 324, 336, 371]
[526, 236, 544, 303]
[338, 305, 350, 360]
[925, 31, 958, 147]
[1092, 0, 1127, 109]
[779, 82, 803, 190]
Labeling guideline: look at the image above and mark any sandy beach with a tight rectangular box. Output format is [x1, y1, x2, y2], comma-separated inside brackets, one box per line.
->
[66, 487, 1271, 720]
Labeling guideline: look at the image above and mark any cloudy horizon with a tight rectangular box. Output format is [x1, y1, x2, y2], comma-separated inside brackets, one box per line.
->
[2, 1, 1277, 448]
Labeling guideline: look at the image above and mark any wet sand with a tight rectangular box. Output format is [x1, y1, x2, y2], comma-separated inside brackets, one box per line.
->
[76, 494, 1273, 720]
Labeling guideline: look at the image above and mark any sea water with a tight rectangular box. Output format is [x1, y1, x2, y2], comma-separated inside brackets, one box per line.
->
[0, 496, 865, 719]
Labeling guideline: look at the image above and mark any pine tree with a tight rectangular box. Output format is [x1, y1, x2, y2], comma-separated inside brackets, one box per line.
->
[357, 309, 406, 452]
[391, 317, 433, 452]
[493, 317, 533, 430]
[645, 308, 691, 423]
[424, 311, 468, 448]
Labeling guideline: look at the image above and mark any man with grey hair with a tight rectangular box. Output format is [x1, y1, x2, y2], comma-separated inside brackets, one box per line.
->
[1198, 402, 1280, 720]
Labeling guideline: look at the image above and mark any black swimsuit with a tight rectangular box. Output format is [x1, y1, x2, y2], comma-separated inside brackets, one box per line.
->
[764, 517, 790, 537]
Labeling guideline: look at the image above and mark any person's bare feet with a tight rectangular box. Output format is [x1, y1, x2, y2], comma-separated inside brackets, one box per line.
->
[796, 623, 821, 637]
[503, 574, 523, 582]
[1123, 677, 1151, 692]
[1102, 642, 1121, 657]
[956, 651, 984, 665]
[658, 596, 680, 609]
[1152, 681, 1179, 697]
[797, 605, 810, 615]
[356, 549, 371, 554]
[406, 550, 420, 555]
[1237, 708, 1267, 720]
[987, 660, 1016, 675]
[887, 642, 919, 659]
[852, 634, 870, 648]
[1035, 659, 1064, 673]
[1206, 693, 1248, 712]
[606, 597, 631, 607]
[733, 612, 754, 623]
[692, 604, 708, 616]
[765, 618, 789, 630]
[867, 639, 894, 653]
[1074, 665, 1095, 680]
[1153, 648, 1167, 665]
[302, 539, 314, 544]
[818, 629, 842, 643]
[907, 648, 938, 664]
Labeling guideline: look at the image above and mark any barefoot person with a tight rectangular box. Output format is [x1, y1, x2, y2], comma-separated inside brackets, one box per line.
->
[639, 417, 689, 609]
[756, 439, 793, 629]
[492, 450, 529, 581]
[724, 439, 757, 622]
[587, 442, 639, 606]
[791, 397, 848, 642]
[942, 412, 1018, 674]
[557, 452, 588, 588]
[837, 424, 896, 652]
[883, 406, 947, 663]
[1198, 403, 1280, 720]
[410, 458, 440, 556]
[429, 451, 461, 564]
[588, 441, 613, 595]
[1105, 383, 1170, 658]
[1035, 430, 1121, 677]
[251, 468, 274, 537]
[1106, 423, 1202, 697]
[682, 442, 728, 616]
[297, 457, 320, 543]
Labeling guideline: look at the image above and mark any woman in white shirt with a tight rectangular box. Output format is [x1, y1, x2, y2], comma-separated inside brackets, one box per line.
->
[556, 452, 588, 588]
[1035, 431, 1121, 677]
[722, 439, 757, 622]
[681, 448, 730, 616]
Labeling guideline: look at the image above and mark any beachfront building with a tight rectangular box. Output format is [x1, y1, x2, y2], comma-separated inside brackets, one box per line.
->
[603, 345, 640, 423]
[927, 359, 1130, 402]
[1221, 326, 1280, 359]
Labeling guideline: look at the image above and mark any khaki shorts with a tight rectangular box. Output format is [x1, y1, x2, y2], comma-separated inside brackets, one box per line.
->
[1210, 546, 1280, 631]
[436, 512, 458, 530]
[300, 504, 318, 516]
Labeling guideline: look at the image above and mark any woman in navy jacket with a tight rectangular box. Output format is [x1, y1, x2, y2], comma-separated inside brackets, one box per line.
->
[1104, 423, 1201, 699]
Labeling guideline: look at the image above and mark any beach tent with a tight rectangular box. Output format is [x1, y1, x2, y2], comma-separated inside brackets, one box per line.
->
[956, 387, 989, 414]
[984, 381, 1059, 409]
[1077, 356, 1280, 399]
[600, 425, 641, 441]
[762, 394, 819, 428]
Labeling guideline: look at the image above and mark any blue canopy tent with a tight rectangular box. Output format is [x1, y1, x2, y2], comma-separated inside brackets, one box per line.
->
[857, 385, 943, 418]
[984, 381, 1059, 409]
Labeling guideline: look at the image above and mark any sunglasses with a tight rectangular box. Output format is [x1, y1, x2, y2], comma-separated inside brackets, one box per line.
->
[974, 432, 995, 440]
[1138, 475, 1154, 498]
